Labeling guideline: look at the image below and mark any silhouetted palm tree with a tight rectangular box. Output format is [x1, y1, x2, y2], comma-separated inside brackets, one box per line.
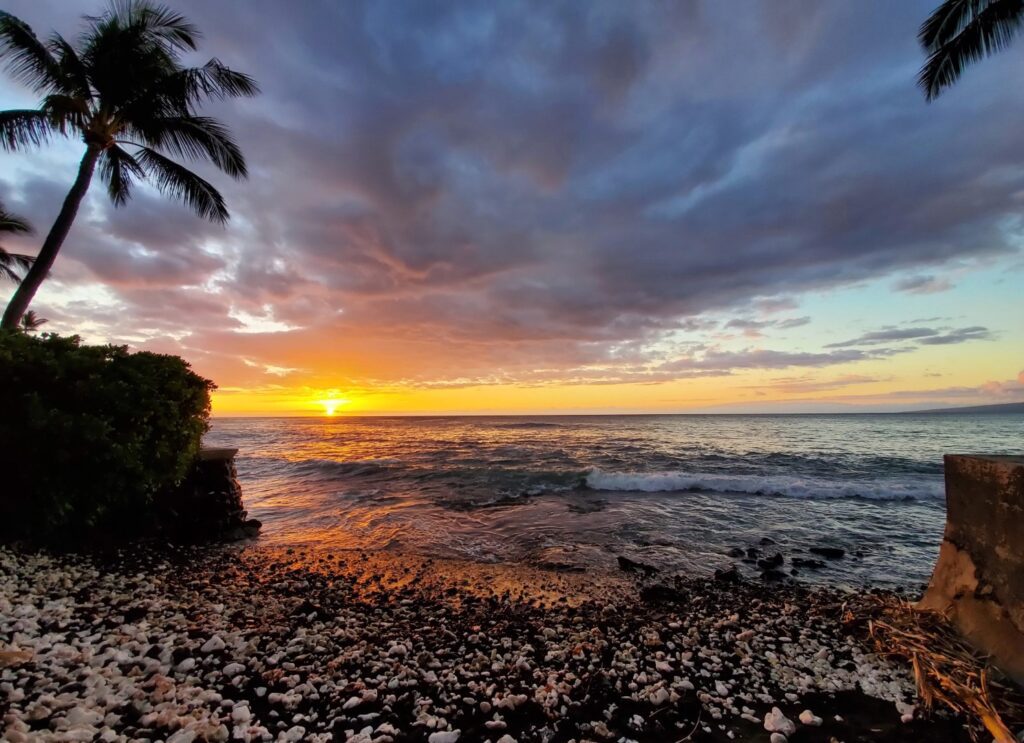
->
[19, 310, 47, 333]
[0, 1, 258, 329]
[919, 0, 1024, 100]
[0, 202, 33, 284]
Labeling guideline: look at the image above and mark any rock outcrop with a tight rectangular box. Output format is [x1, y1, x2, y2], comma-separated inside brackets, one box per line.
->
[154, 448, 261, 543]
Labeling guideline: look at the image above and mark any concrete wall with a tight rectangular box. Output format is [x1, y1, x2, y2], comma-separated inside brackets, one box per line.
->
[918, 455, 1024, 684]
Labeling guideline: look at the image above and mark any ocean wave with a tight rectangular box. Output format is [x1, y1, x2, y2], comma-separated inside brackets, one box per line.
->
[489, 421, 564, 429]
[289, 458, 400, 477]
[584, 468, 944, 501]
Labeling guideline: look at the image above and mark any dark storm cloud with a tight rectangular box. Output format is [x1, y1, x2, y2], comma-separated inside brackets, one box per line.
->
[2, 0, 1021, 383]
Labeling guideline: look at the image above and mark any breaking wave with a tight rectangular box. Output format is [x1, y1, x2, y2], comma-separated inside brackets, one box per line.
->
[584, 468, 944, 501]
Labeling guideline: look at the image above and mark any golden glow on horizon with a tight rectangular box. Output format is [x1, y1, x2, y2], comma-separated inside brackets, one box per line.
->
[202, 333, 1023, 416]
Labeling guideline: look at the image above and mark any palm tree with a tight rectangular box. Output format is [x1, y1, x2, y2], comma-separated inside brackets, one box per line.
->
[0, 1, 258, 329]
[0, 202, 33, 284]
[918, 0, 1024, 100]
[19, 310, 47, 333]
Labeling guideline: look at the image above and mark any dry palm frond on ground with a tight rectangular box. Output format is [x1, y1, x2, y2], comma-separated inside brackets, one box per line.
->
[847, 594, 1024, 742]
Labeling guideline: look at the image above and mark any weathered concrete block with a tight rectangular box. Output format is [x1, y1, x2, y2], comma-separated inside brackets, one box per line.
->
[918, 455, 1024, 684]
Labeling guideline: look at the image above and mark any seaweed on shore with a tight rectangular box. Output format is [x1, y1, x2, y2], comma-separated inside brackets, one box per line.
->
[848, 594, 1024, 742]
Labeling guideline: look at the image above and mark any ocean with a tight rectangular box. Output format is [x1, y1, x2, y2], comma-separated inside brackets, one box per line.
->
[204, 413, 1023, 589]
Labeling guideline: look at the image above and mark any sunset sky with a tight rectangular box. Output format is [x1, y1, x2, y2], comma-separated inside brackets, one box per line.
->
[1, 0, 1022, 415]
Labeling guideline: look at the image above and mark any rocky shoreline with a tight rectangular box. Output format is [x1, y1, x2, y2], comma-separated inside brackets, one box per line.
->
[0, 544, 970, 742]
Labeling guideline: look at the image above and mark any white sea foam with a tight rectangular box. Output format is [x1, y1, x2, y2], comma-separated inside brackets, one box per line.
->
[584, 469, 944, 501]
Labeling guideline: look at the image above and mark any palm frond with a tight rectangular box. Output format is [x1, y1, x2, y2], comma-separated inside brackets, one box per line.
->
[48, 33, 92, 100]
[41, 94, 90, 134]
[0, 203, 34, 283]
[135, 146, 229, 223]
[101, 144, 145, 206]
[919, 0, 989, 51]
[0, 109, 53, 150]
[106, 0, 200, 52]
[918, 0, 1024, 99]
[128, 115, 248, 178]
[0, 206, 32, 234]
[0, 248, 34, 283]
[150, 59, 260, 110]
[189, 58, 260, 99]
[0, 11, 63, 93]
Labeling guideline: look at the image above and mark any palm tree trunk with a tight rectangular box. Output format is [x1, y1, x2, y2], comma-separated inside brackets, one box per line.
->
[1, 146, 101, 330]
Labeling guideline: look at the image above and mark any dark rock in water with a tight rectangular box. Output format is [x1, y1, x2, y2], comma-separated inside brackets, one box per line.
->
[759, 537, 777, 546]
[714, 566, 740, 583]
[745, 547, 759, 559]
[617, 556, 660, 576]
[793, 557, 827, 569]
[640, 583, 687, 604]
[757, 552, 783, 569]
[810, 547, 846, 559]
[761, 568, 788, 582]
[225, 518, 263, 542]
[726, 547, 745, 558]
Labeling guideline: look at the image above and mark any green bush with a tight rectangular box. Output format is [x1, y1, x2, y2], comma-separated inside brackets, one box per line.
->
[0, 332, 215, 543]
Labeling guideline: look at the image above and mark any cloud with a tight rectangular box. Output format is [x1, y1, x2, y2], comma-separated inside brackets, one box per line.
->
[746, 374, 881, 394]
[826, 327, 940, 347]
[725, 315, 810, 337]
[917, 326, 992, 345]
[894, 275, 953, 294]
[1, 0, 1021, 394]
[827, 325, 992, 348]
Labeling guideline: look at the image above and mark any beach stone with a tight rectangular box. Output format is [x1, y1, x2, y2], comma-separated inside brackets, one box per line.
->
[764, 707, 796, 735]
[617, 556, 659, 576]
[201, 635, 226, 653]
[809, 547, 845, 559]
[714, 566, 739, 583]
[640, 583, 685, 604]
[427, 732, 460, 743]
[792, 558, 826, 569]
[799, 709, 823, 726]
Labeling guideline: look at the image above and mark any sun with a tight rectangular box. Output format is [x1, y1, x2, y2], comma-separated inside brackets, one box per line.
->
[316, 396, 349, 416]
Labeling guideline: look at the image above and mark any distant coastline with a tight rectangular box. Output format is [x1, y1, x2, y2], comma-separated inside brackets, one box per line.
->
[906, 401, 1024, 415]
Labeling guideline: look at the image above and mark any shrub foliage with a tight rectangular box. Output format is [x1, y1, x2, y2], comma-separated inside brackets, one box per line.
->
[0, 332, 215, 543]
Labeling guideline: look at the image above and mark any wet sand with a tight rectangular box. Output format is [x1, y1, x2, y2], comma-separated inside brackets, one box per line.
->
[0, 544, 971, 742]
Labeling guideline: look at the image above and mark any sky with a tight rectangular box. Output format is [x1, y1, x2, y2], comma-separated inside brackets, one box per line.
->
[1, 0, 1022, 416]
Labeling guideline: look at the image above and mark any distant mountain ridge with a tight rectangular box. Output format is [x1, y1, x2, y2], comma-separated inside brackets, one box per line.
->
[910, 401, 1024, 415]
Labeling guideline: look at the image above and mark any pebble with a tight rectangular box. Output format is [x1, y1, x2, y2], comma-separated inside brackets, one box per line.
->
[764, 707, 797, 735]
[799, 709, 823, 726]
[201, 635, 226, 653]
[0, 544, 925, 743]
